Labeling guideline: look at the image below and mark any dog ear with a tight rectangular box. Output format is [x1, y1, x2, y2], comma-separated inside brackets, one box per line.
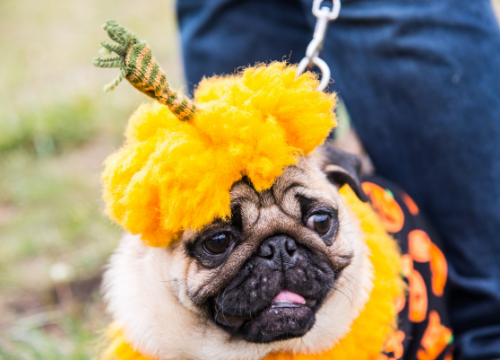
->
[316, 144, 368, 202]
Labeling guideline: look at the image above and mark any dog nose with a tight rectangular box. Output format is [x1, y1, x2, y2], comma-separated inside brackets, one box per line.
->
[258, 235, 298, 270]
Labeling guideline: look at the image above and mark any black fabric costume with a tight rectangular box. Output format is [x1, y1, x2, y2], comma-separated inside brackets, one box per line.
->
[364, 176, 453, 360]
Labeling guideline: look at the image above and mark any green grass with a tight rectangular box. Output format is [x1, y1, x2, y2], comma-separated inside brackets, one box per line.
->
[1, 320, 92, 360]
[0, 311, 105, 360]
[0, 0, 182, 357]
[0, 95, 122, 358]
[0, 97, 97, 156]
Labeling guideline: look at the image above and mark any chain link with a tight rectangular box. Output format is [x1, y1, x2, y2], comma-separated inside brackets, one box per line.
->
[296, 0, 340, 91]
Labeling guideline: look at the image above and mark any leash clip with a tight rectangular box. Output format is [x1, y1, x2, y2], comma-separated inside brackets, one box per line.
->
[297, 0, 340, 91]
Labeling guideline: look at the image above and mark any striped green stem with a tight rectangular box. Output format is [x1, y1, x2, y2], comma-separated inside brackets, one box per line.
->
[93, 19, 196, 121]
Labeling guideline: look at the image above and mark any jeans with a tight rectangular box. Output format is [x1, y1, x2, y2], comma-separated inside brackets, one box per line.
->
[176, 0, 500, 358]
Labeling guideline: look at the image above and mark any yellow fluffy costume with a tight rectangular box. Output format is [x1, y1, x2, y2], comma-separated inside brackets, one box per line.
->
[94, 20, 402, 360]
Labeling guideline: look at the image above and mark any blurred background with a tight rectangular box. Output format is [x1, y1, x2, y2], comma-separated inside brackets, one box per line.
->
[0, 1, 499, 358]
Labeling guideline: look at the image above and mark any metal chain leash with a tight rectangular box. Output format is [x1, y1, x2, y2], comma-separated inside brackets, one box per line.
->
[296, 0, 341, 91]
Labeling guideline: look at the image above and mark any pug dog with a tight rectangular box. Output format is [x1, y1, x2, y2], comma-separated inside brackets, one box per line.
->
[102, 143, 376, 360]
[94, 20, 454, 360]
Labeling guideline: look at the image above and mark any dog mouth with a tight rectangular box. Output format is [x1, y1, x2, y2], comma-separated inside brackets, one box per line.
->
[214, 289, 320, 343]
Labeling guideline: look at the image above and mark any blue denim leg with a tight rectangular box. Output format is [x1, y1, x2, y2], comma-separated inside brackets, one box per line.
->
[316, 2, 500, 359]
[177, 0, 312, 91]
[177, 0, 500, 358]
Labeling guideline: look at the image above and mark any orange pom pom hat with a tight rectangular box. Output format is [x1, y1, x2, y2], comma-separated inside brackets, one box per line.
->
[93, 20, 336, 247]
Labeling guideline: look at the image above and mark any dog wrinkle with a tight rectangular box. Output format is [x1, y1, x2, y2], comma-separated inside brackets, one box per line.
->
[230, 204, 244, 230]
[272, 165, 308, 202]
[189, 239, 261, 304]
[230, 181, 260, 206]
[259, 190, 276, 208]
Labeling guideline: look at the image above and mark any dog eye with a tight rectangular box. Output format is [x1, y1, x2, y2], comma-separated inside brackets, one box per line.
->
[204, 232, 232, 254]
[306, 213, 331, 235]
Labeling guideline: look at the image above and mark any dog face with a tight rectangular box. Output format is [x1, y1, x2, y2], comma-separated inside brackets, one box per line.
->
[103, 145, 375, 360]
[185, 159, 357, 343]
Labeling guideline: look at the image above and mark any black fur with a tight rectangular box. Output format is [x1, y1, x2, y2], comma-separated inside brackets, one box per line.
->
[319, 145, 368, 202]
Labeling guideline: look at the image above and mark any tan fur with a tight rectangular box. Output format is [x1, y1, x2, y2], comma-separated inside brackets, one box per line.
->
[102, 153, 374, 360]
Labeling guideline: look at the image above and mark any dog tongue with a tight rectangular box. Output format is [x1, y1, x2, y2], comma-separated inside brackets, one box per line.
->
[272, 290, 306, 304]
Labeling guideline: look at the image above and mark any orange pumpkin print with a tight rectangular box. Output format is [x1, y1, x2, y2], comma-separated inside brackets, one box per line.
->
[401, 192, 420, 215]
[362, 182, 405, 233]
[417, 311, 453, 360]
[407, 269, 428, 323]
[384, 330, 406, 359]
[430, 243, 448, 297]
[394, 293, 406, 313]
[401, 254, 414, 277]
[409, 230, 432, 262]
[408, 230, 447, 297]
